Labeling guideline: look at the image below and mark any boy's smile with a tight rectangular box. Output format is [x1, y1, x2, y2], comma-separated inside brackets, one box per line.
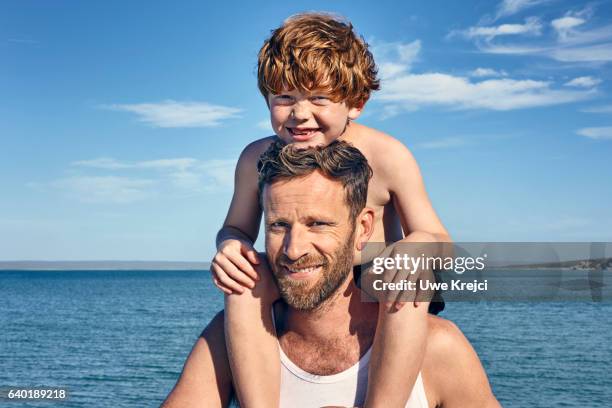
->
[268, 88, 362, 147]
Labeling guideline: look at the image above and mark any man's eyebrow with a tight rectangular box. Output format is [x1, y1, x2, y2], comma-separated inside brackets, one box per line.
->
[302, 215, 338, 224]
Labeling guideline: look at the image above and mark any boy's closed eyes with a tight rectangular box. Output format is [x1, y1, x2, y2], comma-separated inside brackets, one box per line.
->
[272, 93, 332, 106]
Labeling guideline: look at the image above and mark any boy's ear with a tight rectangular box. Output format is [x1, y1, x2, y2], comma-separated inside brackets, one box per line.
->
[348, 104, 364, 120]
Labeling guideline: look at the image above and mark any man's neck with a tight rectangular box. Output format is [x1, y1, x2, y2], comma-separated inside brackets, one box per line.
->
[282, 277, 378, 344]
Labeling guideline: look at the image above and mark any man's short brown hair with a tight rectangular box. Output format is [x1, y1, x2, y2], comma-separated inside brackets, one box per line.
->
[257, 140, 373, 221]
[257, 12, 380, 108]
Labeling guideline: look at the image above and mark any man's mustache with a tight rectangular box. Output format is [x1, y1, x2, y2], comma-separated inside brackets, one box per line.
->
[276, 254, 329, 271]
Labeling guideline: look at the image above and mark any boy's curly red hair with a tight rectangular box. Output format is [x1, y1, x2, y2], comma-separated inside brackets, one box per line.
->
[257, 12, 380, 109]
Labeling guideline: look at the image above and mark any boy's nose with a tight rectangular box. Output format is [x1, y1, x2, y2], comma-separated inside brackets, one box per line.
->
[291, 102, 312, 121]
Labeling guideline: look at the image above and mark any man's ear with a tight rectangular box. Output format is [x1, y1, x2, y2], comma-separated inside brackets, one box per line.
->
[354, 207, 375, 251]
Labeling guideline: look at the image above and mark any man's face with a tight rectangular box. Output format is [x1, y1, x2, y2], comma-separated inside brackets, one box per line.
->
[267, 88, 362, 148]
[263, 171, 356, 310]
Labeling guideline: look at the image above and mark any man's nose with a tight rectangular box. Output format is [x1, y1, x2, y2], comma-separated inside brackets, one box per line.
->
[283, 226, 310, 261]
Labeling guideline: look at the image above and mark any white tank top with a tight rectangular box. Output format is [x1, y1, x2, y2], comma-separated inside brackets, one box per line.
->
[275, 313, 429, 407]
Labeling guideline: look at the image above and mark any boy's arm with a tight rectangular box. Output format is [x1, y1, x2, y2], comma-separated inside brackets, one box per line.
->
[216, 138, 275, 248]
[364, 136, 450, 407]
[382, 137, 450, 243]
[365, 298, 429, 408]
[213, 137, 275, 293]
[224, 258, 280, 408]
[213, 137, 281, 408]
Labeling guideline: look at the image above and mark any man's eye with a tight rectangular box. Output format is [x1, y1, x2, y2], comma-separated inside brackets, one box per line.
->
[269, 222, 288, 229]
[309, 221, 328, 227]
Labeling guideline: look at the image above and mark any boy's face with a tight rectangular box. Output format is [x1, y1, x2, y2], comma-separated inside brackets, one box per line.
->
[267, 88, 363, 147]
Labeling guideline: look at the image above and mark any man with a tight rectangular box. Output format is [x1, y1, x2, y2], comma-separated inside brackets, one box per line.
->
[162, 141, 500, 407]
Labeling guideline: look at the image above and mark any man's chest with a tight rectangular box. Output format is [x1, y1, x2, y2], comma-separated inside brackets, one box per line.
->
[279, 335, 363, 376]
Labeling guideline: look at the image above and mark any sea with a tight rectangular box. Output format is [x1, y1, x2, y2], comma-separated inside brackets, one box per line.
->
[1, 270, 610, 407]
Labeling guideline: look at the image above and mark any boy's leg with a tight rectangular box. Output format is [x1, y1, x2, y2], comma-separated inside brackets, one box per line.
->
[428, 271, 445, 314]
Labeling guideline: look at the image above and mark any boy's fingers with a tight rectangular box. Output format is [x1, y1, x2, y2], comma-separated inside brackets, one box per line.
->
[243, 247, 260, 265]
[216, 257, 256, 289]
[212, 262, 246, 293]
[229, 252, 259, 281]
[212, 276, 233, 294]
[211, 264, 241, 294]
[217, 272, 245, 294]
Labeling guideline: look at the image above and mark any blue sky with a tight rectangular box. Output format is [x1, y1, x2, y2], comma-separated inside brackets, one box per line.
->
[2, 0, 611, 261]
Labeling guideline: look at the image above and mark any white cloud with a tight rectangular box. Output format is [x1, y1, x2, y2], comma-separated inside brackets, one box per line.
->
[370, 38, 595, 113]
[73, 157, 198, 171]
[454, 17, 542, 40]
[456, 4, 612, 63]
[397, 40, 422, 63]
[416, 137, 467, 149]
[372, 40, 421, 79]
[138, 159, 199, 171]
[256, 119, 272, 131]
[376, 74, 593, 111]
[551, 16, 586, 40]
[581, 105, 612, 113]
[105, 100, 242, 128]
[52, 176, 155, 203]
[496, 0, 552, 19]
[549, 43, 612, 62]
[564, 76, 601, 88]
[476, 8, 612, 63]
[72, 158, 130, 170]
[576, 127, 612, 140]
[198, 159, 236, 189]
[70, 157, 236, 194]
[478, 41, 612, 62]
[470, 68, 508, 77]
[378, 62, 409, 80]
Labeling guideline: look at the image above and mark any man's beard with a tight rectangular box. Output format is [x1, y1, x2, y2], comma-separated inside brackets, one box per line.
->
[271, 233, 355, 311]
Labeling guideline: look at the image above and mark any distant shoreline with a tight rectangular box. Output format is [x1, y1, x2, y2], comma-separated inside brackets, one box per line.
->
[0, 261, 211, 271]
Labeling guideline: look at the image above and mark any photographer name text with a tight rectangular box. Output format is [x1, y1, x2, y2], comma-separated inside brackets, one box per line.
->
[373, 279, 488, 293]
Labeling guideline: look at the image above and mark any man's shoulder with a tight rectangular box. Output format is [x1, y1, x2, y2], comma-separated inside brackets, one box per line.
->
[423, 315, 477, 389]
[423, 315, 498, 407]
[425, 315, 467, 357]
[200, 310, 225, 339]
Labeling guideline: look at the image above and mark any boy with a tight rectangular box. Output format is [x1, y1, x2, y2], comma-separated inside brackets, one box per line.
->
[212, 12, 450, 407]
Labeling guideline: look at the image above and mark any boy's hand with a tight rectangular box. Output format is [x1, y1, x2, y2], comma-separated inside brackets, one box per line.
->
[211, 239, 260, 294]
